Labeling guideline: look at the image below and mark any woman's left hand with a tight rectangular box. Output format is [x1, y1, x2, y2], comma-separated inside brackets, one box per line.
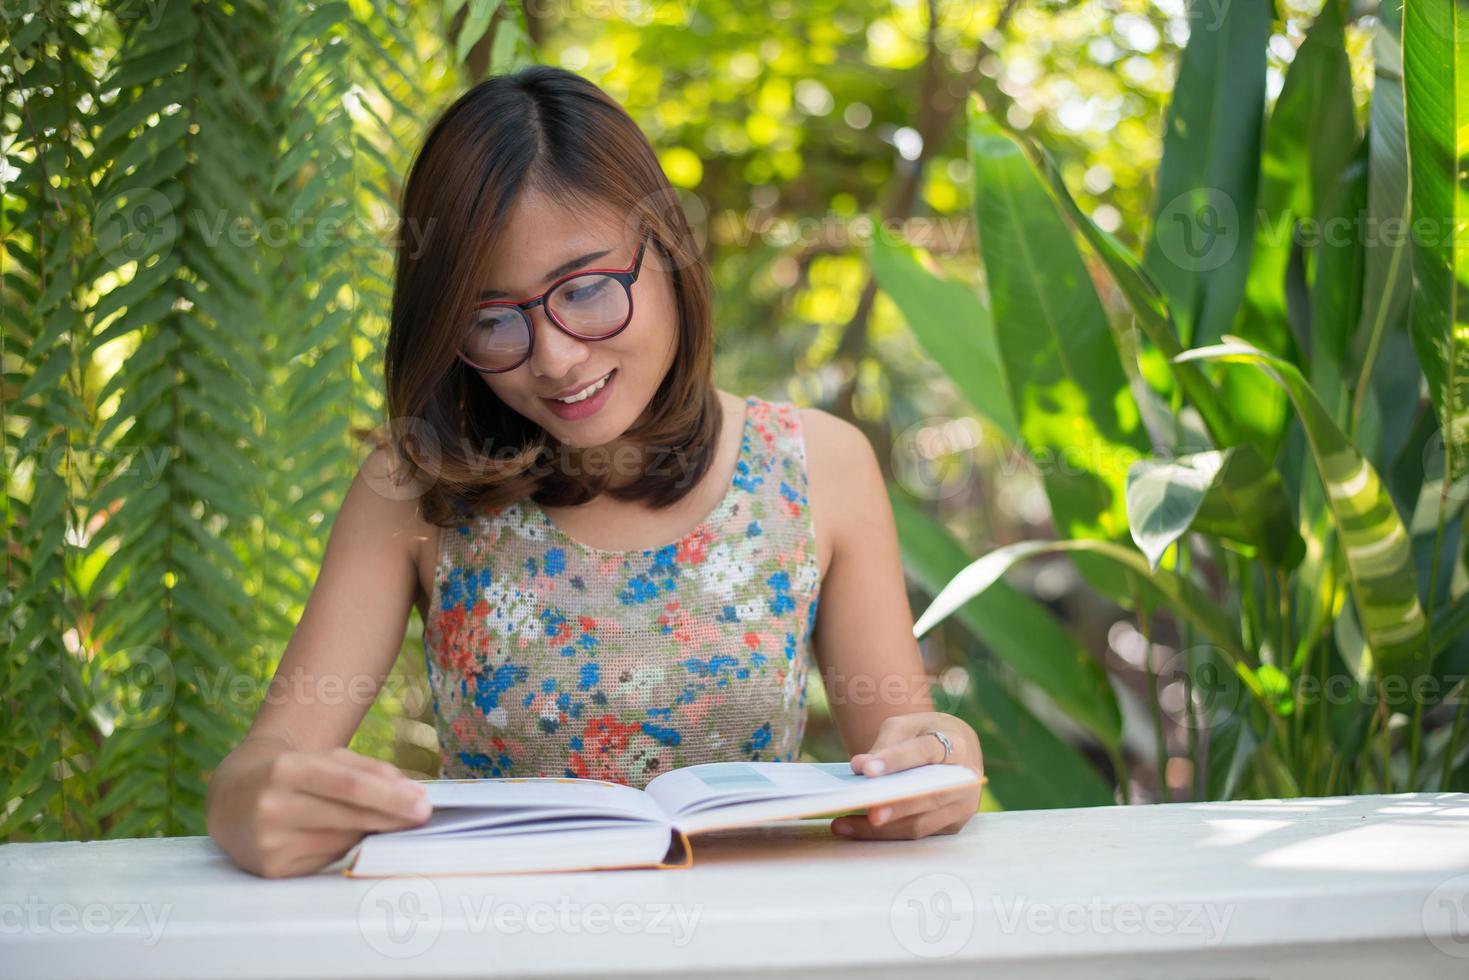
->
[832, 712, 985, 840]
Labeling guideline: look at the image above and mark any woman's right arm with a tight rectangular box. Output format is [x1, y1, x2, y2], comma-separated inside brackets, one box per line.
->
[205, 446, 435, 878]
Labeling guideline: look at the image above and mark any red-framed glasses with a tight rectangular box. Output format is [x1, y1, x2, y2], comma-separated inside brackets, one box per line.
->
[458, 232, 651, 374]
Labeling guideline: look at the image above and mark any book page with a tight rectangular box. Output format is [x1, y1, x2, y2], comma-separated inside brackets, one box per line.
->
[419, 776, 667, 823]
[644, 761, 978, 827]
[348, 822, 675, 878]
[381, 806, 659, 839]
[646, 764, 969, 822]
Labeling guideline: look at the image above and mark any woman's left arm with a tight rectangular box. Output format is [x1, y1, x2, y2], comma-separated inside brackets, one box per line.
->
[801, 409, 985, 840]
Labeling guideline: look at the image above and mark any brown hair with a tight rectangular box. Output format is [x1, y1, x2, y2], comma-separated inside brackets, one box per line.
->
[375, 65, 720, 528]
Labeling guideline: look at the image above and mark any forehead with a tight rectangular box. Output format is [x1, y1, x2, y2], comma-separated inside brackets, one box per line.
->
[497, 188, 625, 246]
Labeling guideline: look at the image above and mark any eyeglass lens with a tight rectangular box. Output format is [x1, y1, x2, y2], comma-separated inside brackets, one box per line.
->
[463, 272, 630, 371]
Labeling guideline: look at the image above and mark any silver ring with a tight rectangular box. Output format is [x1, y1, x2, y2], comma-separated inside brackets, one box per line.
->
[923, 729, 953, 762]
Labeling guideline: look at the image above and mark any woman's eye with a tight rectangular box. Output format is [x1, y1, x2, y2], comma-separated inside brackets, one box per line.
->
[472, 309, 512, 330]
[564, 278, 609, 304]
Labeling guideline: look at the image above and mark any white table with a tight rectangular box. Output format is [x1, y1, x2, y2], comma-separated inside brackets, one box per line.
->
[3, 793, 1469, 979]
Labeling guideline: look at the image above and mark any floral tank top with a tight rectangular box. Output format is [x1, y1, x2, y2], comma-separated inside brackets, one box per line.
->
[422, 395, 822, 789]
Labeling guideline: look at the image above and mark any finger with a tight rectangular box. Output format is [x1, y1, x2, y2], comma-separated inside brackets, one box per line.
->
[855, 730, 948, 777]
[864, 786, 973, 827]
[850, 715, 931, 775]
[288, 826, 364, 859]
[324, 746, 414, 784]
[278, 790, 432, 833]
[277, 828, 364, 876]
[833, 800, 970, 841]
[276, 752, 429, 822]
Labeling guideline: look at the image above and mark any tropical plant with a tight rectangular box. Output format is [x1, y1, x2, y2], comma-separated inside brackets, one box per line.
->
[875, 0, 1469, 806]
[1, 0, 535, 841]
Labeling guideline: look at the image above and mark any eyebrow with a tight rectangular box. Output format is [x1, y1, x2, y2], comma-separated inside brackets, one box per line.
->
[477, 247, 613, 300]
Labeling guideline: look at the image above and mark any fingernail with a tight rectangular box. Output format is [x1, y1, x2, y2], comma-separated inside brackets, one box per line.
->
[864, 758, 886, 775]
[412, 797, 432, 819]
[832, 820, 852, 836]
[872, 807, 889, 824]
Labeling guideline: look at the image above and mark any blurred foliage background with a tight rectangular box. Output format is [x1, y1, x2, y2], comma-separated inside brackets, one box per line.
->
[4, 0, 1464, 841]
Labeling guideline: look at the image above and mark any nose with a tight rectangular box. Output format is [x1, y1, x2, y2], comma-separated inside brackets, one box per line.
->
[527, 304, 590, 381]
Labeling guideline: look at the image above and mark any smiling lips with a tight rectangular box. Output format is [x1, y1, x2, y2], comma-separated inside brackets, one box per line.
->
[545, 370, 613, 403]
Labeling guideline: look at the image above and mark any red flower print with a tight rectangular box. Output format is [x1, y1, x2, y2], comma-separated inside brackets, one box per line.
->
[581, 713, 642, 758]
[676, 526, 714, 565]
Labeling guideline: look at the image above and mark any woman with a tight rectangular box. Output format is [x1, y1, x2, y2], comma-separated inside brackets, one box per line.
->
[206, 65, 984, 878]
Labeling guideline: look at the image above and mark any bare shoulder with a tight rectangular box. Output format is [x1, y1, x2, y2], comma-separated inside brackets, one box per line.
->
[798, 406, 879, 481]
[797, 407, 883, 576]
[346, 444, 435, 570]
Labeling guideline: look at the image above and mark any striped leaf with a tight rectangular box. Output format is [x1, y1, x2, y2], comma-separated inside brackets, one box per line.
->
[1126, 445, 1303, 572]
[1175, 337, 1429, 700]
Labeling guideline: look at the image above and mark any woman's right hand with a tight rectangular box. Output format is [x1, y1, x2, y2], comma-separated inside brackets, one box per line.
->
[206, 736, 433, 879]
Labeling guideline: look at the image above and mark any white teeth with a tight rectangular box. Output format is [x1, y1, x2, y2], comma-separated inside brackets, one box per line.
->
[555, 372, 611, 403]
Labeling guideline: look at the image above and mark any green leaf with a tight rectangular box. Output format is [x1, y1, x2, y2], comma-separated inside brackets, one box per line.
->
[1143, 0, 1271, 349]
[892, 491, 1122, 749]
[457, 0, 499, 64]
[989, 123, 1240, 450]
[1205, 714, 1261, 800]
[1175, 337, 1429, 702]
[869, 233, 1018, 442]
[911, 537, 1257, 698]
[1189, 444, 1305, 569]
[968, 102, 1151, 599]
[1126, 452, 1221, 571]
[1404, 0, 1469, 488]
[956, 672, 1114, 810]
[1353, 17, 1413, 435]
[1126, 445, 1303, 572]
[1309, 138, 1368, 428]
[1240, 0, 1355, 357]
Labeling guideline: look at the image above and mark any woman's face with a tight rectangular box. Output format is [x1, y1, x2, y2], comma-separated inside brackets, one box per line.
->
[469, 189, 678, 450]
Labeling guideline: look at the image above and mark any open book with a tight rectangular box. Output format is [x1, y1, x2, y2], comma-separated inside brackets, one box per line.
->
[343, 761, 982, 877]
